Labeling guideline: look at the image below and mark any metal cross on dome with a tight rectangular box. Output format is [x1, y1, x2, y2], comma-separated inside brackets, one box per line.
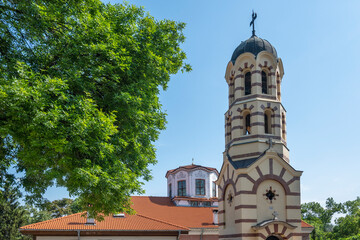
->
[250, 10, 257, 37]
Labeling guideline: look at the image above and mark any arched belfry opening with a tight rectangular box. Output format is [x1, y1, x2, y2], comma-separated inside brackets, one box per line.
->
[243, 111, 251, 135]
[244, 72, 251, 95]
[264, 109, 272, 134]
[262, 70, 268, 94]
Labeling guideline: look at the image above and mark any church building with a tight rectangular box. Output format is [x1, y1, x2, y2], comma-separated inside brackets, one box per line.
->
[20, 16, 313, 240]
[217, 15, 313, 240]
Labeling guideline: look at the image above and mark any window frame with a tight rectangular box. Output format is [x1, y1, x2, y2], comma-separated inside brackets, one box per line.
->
[195, 179, 206, 196]
[177, 180, 186, 196]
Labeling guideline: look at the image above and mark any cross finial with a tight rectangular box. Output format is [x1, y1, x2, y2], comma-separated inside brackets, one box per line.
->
[250, 10, 257, 37]
[272, 211, 279, 220]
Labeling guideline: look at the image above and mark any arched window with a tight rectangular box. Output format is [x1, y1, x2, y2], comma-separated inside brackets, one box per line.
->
[262, 71, 268, 94]
[264, 110, 272, 134]
[282, 113, 286, 140]
[244, 112, 251, 135]
[226, 116, 231, 142]
[277, 73, 281, 101]
[245, 72, 251, 95]
[229, 75, 234, 104]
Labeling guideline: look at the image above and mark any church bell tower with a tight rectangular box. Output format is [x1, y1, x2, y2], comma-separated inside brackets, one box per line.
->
[217, 13, 312, 240]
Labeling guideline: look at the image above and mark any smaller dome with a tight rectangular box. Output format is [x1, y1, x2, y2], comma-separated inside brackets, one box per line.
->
[231, 35, 277, 64]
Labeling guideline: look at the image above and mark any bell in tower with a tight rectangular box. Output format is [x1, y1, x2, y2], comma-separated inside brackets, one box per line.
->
[217, 12, 313, 240]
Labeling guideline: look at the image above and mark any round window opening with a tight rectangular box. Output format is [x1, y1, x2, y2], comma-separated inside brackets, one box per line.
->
[266, 236, 280, 240]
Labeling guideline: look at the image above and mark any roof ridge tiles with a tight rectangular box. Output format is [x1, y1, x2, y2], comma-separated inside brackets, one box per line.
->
[20, 212, 84, 229]
[136, 213, 189, 230]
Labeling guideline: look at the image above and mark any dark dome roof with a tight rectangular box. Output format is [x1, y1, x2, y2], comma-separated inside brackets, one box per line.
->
[231, 35, 277, 64]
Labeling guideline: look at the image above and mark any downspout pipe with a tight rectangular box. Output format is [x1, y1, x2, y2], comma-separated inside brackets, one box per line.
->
[77, 230, 80, 240]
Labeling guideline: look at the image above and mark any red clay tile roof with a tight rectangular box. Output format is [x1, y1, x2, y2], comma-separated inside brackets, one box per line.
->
[20, 196, 216, 232]
[132, 196, 217, 229]
[20, 195, 311, 232]
[20, 211, 189, 231]
[165, 164, 219, 177]
[301, 220, 313, 228]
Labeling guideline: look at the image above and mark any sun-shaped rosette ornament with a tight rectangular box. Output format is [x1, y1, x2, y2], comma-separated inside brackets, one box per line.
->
[263, 186, 279, 203]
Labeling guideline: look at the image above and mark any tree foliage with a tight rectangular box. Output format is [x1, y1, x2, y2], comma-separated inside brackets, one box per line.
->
[0, 0, 190, 218]
[0, 178, 30, 240]
[302, 197, 360, 240]
[39, 198, 81, 218]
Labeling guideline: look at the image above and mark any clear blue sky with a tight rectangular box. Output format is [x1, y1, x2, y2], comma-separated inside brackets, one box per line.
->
[45, 0, 360, 205]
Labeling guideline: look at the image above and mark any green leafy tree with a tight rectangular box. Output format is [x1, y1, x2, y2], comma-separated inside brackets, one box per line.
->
[332, 198, 360, 239]
[302, 197, 360, 240]
[301, 197, 342, 239]
[0, 0, 190, 218]
[24, 204, 52, 225]
[0, 179, 31, 240]
[40, 198, 81, 218]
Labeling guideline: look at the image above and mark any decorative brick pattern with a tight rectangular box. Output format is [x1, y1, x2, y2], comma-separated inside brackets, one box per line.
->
[218, 162, 301, 197]
[231, 126, 243, 130]
[234, 205, 257, 210]
[231, 152, 263, 160]
[233, 74, 243, 81]
[231, 115, 241, 121]
[251, 82, 262, 87]
[234, 86, 244, 91]
[251, 122, 265, 126]
[229, 94, 277, 108]
[250, 111, 264, 116]
[229, 135, 281, 145]
[235, 219, 257, 223]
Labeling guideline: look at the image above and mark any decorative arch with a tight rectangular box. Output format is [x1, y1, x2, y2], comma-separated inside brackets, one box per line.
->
[221, 179, 236, 201]
[223, 182, 236, 229]
[234, 53, 256, 71]
[252, 220, 296, 240]
[252, 174, 292, 195]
